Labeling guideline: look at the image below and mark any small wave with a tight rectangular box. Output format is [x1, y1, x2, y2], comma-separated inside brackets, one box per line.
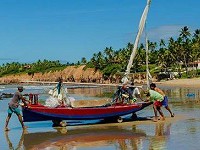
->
[23, 85, 54, 90]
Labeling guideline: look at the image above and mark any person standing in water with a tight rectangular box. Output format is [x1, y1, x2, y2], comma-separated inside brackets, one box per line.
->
[5, 86, 29, 131]
[150, 83, 174, 117]
[146, 89, 165, 121]
[57, 77, 63, 95]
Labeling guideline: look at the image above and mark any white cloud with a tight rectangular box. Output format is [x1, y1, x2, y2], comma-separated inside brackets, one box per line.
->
[147, 25, 183, 41]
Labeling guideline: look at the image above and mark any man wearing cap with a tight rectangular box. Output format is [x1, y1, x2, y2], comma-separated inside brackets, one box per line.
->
[5, 86, 29, 131]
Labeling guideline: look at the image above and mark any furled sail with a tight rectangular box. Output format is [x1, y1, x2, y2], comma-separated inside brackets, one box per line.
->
[125, 0, 151, 77]
[145, 36, 152, 89]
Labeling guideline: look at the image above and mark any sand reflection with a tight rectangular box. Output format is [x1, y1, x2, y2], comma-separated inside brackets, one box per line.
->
[4, 122, 173, 150]
[149, 123, 171, 150]
[4, 126, 146, 150]
[4, 129, 28, 150]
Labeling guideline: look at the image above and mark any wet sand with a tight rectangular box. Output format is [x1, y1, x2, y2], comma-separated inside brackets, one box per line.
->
[72, 114, 188, 129]
[20, 77, 200, 88]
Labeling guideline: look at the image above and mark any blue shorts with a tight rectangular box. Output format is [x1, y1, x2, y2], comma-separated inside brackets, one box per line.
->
[8, 107, 21, 115]
[161, 96, 168, 107]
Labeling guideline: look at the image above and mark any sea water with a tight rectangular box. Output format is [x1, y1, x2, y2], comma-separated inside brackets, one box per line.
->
[0, 84, 200, 150]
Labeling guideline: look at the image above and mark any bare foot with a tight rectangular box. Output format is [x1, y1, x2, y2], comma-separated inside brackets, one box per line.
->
[160, 117, 165, 121]
[153, 118, 158, 122]
[5, 127, 10, 131]
[23, 129, 29, 134]
[22, 126, 28, 130]
[153, 117, 158, 122]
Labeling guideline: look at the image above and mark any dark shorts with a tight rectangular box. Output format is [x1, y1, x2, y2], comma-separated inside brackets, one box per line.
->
[161, 96, 168, 107]
[8, 107, 21, 115]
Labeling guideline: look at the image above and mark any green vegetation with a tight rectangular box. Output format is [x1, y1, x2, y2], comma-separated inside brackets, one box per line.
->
[86, 26, 200, 78]
[0, 59, 70, 77]
[0, 26, 200, 79]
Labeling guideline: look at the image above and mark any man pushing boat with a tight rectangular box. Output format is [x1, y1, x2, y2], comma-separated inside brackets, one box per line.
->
[5, 86, 30, 131]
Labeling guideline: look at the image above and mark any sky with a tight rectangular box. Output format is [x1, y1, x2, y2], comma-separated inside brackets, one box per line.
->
[0, 0, 199, 65]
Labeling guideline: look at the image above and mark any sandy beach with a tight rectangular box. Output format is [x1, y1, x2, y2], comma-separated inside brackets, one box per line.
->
[20, 77, 200, 88]
[156, 78, 200, 88]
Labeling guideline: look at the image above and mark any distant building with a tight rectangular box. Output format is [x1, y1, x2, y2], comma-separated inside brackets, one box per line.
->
[23, 65, 31, 69]
[188, 60, 200, 70]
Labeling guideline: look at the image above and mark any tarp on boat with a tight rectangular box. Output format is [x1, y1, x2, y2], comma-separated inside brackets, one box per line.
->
[46, 86, 71, 107]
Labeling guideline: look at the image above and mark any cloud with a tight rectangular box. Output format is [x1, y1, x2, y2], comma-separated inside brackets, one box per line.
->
[147, 25, 183, 41]
[119, 25, 185, 45]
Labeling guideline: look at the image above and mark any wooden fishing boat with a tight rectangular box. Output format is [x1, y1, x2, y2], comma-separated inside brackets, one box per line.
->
[22, 99, 152, 123]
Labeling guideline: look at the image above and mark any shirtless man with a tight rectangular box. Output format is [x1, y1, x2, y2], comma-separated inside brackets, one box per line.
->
[146, 89, 165, 121]
[5, 86, 29, 131]
[150, 83, 174, 117]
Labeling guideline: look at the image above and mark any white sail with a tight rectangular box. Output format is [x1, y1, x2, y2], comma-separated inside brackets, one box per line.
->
[125, 0, 151, 76]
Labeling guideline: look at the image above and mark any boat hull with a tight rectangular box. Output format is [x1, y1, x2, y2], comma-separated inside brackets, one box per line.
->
[22, 102, 152, 122]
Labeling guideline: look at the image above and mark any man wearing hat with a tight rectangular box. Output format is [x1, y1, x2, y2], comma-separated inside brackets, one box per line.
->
[5, 86, 29, 131]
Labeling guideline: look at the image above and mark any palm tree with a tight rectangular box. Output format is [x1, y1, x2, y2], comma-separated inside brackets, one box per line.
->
[191, 29, 200, 76]
[148, 41, 158, 64]
[81, 57, 87, 64]
[104, 47, 114, 63]
[180, 26, 191, 41]
[179, 26, 192, 77]
[159, 39, 166, 49]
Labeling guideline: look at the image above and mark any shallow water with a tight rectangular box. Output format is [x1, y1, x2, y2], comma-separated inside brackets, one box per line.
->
[0, 85, 200, 150]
